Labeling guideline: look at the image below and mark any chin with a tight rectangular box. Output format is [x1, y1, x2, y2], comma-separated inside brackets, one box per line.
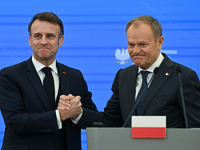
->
[134, 63, 146, 69]
[133, 61, 141, 67]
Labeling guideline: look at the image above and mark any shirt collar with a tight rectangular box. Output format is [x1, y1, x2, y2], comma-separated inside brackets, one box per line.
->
[138, 53, 164, 73]
[32, 56, 58, 74]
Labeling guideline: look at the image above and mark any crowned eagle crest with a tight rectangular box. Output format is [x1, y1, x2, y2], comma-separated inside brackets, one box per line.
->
[115, 48, 130, 65]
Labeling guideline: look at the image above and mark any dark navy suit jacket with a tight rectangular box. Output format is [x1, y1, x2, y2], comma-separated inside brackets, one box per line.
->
[77, 54, 200, 128]
[0, 57, 97, 150]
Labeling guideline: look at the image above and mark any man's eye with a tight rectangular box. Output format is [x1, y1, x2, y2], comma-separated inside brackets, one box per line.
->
[48, 34, 54, 38]
[129, 43, 134, 47]
[141, 43, 146, 46]
[34, 34, 41, 38]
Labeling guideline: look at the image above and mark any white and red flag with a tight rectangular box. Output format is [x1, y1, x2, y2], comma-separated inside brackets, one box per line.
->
[131, 116, 166, 138]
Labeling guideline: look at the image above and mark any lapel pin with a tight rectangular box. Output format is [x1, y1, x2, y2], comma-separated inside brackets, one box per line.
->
[165, 72, 169, 76]
[63, 72, 66, 74]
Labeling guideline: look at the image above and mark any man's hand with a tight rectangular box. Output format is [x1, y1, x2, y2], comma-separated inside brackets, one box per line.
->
[57, 94, 82, 121]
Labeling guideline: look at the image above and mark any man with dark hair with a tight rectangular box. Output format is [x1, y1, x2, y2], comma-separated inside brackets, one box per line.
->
[28, 12, 64, 38]
[59, 15, 200, 128]
[0, 12, 97, 150]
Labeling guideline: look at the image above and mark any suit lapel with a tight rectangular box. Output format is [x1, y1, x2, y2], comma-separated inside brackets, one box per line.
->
[139, 55, 175, 114]
[127, 66, 138, 114]
[56, 63, 72, 135]
[56, 63, 70, 96]
[26, 58, 53, 110]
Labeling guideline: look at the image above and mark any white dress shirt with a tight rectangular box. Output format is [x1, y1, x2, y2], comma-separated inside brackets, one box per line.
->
[135, 53, 164, 99]
[32, 56, 62, 129]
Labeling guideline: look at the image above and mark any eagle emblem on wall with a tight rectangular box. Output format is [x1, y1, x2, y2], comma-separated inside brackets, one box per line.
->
[115, 48, 130, 65]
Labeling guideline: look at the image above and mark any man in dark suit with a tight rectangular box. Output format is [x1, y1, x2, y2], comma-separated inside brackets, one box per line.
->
[0, 12, 97, 150]
[59, 15, 200, 128]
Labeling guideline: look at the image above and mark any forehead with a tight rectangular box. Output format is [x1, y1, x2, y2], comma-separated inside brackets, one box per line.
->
[30, 19, 60, 35]
[127, 23, 154, 42]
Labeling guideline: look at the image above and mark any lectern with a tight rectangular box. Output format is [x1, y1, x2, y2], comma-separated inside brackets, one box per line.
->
[86, 128, 200, 150]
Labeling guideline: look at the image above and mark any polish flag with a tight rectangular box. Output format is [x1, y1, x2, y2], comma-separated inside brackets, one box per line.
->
[131, 116, 166, 138]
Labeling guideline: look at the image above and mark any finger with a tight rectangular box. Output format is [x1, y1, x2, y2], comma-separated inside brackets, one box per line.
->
[75, 96, 81, 104]
[58, 101, 71, 108]
[57, 106, 66, 111]
[70, 96, 81, 105]
[66, 94, 75, 100]
[76, 95, 81, 100]
[78, 102, 82, 107]
[67, 94, 74, 97]
[60, 98, 70, 104]
[60, 95, 67, 100]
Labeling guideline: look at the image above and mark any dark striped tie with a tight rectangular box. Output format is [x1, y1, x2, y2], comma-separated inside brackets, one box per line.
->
[136, 71, 150, 115]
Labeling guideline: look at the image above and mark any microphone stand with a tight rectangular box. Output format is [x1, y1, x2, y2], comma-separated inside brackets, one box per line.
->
[122, 67, 159, 127]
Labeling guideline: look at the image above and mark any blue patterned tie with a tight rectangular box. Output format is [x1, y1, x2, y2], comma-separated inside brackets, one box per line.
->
[136, 71, 150, 115]
[42, 67, 55, 106]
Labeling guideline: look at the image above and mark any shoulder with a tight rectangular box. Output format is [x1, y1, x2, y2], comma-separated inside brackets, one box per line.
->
[163, 56, 198, 80]
[165, 56, 196, 74]
[173, 61, 198, 79]
[1, 60, 28, 75]
[117, 65, 137, 75]
[56, 62, 83, 77]
[113, 65, 137, 82]
[162, 53, 195, 74]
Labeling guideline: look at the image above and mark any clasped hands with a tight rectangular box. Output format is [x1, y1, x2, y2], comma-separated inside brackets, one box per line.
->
[57, 94, 82, 121]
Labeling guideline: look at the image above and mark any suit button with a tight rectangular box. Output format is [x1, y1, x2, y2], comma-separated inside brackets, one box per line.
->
[48, 148, 54, 150]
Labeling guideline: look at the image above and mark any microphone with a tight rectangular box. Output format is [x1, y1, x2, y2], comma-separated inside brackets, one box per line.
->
[122, 67, 159, 127]
[176, 67, 188, 128]
[93, 122, 104, 127]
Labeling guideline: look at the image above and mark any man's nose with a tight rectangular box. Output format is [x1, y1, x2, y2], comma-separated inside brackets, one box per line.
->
[40, 36, 48, 45]
[129, 45, 140, 54]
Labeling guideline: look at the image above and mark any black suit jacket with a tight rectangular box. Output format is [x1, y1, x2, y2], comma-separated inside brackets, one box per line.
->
[0, 57, 97, 150]
[78, 54, 200, 128]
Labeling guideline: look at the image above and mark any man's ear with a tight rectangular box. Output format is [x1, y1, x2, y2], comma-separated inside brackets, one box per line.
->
[58, 35, 64, 47]
[29, 36, 32, 47]
[157, 36, 164, 50]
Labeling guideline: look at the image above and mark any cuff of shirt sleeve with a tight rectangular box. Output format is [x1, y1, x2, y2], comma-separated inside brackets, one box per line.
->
[56, 109, 62, 129]
[71, 110, 83, 124]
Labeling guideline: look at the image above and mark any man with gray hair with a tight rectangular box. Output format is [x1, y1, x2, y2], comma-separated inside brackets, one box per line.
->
[59, 15, 200, 128]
